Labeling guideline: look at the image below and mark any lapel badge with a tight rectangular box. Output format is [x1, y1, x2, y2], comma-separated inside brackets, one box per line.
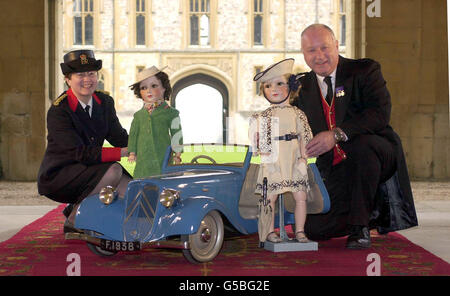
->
[335, 86, 345, 98]
[80, 54, 89, 65]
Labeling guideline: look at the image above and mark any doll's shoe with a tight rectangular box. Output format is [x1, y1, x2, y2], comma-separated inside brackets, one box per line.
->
[266, 231, 282, 243]
[295, 231, 310, 243]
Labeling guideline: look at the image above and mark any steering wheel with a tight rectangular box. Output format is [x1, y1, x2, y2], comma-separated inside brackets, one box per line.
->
[190, 155, 217, 164]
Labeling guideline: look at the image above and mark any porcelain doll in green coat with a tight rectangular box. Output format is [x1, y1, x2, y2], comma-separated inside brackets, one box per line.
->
[128, 66, 183, 178]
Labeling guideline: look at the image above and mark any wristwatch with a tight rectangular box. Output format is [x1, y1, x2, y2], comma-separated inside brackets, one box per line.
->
[332, 128, 348, 143]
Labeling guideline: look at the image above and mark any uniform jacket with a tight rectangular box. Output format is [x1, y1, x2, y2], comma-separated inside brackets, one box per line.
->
[128, 102, 182, 178]
[292, 56, 418, 232]
[37, 89, 128, 196]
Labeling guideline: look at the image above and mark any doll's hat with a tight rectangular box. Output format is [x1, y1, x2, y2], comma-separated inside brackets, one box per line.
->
[253, 58, 294, 83]
[130, 65, 168, 86]
[60, 50, 102, 75]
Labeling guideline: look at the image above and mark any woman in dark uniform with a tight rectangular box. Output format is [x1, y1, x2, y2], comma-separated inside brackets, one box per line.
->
[37, 49, 130, 232]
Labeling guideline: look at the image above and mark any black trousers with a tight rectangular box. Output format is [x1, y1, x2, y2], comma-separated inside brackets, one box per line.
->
[305, 134, 397, 240]
[46, 162, 115, 204]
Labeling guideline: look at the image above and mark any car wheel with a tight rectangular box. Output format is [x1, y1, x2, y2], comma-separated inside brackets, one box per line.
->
[85, 231, 117, 257]
[182, 210, 224, 263]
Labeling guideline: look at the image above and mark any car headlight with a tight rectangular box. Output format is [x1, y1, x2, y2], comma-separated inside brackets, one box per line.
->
[159, 188, 180, 208]
[99, 186, 117, 205]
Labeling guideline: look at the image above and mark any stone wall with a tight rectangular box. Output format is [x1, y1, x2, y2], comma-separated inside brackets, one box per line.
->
[0, 0, 48, 180]
[58, 0, 330, 143]
[364, 0, 449, 179]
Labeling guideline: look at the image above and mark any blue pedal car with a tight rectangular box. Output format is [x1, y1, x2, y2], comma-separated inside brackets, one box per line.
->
[66, 144, 329, 263]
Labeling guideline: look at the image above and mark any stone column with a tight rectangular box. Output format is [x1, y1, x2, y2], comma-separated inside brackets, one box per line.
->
[363, 0, 449, 179]
[0, 0, 49, 180]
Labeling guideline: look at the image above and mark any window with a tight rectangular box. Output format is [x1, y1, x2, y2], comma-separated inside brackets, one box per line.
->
[189, 0, 210, 46]
[73, 0, 94, 45]
[338, 0, 346, 46]
[253, 0, 264, 46]
[136, 0, 146, 45]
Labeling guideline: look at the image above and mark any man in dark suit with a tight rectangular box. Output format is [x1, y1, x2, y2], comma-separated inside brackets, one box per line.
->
[38, 49, 130, 233]
[292, 24, 418, 249]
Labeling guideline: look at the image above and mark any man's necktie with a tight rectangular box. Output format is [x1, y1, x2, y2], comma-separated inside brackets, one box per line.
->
[324, 76, 333, 105]
[84, 105, 91, 117]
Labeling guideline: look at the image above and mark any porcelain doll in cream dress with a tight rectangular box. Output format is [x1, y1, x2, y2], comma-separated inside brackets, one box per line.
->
[249, 59, 313, 243]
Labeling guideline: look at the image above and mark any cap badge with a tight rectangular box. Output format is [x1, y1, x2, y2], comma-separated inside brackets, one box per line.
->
[80, 54, 89, 65]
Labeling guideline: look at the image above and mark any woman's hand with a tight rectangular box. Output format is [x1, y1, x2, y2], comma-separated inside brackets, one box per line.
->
[120, 147, 129, 157]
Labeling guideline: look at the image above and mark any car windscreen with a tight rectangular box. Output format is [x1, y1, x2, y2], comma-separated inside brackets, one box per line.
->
[167, 144, 249, 167]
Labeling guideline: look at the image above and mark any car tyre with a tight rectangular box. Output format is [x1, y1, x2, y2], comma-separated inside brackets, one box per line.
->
[182, 210, 224, 263]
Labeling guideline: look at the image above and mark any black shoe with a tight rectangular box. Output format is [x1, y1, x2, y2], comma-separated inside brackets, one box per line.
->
[346, 225, 371, 249]
[62, 204, 74, 218]
[63, 219, 83, 234]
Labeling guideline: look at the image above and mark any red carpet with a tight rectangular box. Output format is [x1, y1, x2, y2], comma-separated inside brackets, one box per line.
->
[0, 205, 449, 276]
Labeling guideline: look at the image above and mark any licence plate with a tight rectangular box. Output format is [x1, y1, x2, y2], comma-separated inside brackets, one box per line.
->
[100, 239, 141, 252]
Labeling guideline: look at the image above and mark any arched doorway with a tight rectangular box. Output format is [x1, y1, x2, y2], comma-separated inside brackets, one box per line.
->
[172, 74, 229, 143]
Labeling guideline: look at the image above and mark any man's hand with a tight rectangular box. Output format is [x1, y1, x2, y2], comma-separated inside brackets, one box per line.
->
[305, 131, 335, 157]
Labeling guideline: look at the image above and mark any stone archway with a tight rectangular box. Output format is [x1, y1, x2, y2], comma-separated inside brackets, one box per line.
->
[171, 73, 229, 143]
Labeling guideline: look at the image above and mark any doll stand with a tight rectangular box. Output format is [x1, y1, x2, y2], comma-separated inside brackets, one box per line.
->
[264, 194, 318, 252]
